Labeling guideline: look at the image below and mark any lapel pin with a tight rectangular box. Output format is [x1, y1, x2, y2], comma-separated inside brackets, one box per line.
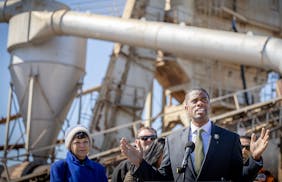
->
[214, 134, 220, 143]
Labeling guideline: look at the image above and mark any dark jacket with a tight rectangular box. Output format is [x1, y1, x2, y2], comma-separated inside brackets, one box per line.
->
[133, 123, 243, 182]
[111, 159, 132, 182]
[50, 151, 107, 182]
[112, 138, 165, 182]
[242, 156, 263, 182]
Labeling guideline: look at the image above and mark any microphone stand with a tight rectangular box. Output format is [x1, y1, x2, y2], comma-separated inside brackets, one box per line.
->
[176, 142, 195, 182]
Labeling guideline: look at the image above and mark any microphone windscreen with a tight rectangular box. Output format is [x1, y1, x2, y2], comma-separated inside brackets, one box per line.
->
[185, 141, 195, 151]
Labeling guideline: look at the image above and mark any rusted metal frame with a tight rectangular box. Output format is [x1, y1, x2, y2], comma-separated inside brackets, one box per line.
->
[233, 93, 240, 110]
[75, 85, 101, 97]
[90, 119, 143, 138]
[211, 81, 277, 103]
[247, 107, 279, 133]
[130, 55, 156, 74]
[13, 109, 25, 144]
[30, 129, 48, 150]
[103, 52, 132, 133]
[279, 107, 282, 125]
[8, 115, 19, 141]
[220, 102, 281, 133]
[4, 84, 13, 159]
[11, 169, 50, 182]
[7, 132, 25, 152]
[77, 83, 83, 125]
[221, 6, 280, 33]
[0, 85, 101, 125]
[3, 140, 64, 161]
[144, 83, 153, 127]
[0, 113, 21, 124]
[213, 97, 282, 123]
[1, 159, 11, 182]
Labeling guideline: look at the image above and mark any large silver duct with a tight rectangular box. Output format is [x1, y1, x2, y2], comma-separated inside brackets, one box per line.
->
[0, 0, 68, 22]
[1, 0, 87, 161]
[8, 13, 87, 160]
[17, 10, 282, 74]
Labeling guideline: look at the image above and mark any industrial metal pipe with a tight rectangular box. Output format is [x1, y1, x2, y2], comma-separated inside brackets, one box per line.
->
[0, 0, 68, 22]
[20, 10, 282, 74]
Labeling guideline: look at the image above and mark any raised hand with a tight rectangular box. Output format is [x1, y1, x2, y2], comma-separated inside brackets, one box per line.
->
[250, 128, 270, 160]
[120, 137, 143, 167]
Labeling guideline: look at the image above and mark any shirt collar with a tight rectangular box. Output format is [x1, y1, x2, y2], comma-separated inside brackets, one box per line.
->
[190, 120, 212, 135]
[67, 151, 92, 166]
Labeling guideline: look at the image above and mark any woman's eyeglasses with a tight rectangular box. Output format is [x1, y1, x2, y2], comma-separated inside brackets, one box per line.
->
[138, 135, 157, 141]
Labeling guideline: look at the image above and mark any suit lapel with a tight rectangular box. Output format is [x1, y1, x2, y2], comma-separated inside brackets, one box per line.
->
[188, 152, 197, 178]
[177, 127, 190, 166]
[201, 123, 221, 171]
[181, 124, 197, 179]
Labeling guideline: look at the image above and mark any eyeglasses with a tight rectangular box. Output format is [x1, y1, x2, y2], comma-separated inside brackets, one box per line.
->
[138, 135, 157, 141]
[241, 145, 250, 150]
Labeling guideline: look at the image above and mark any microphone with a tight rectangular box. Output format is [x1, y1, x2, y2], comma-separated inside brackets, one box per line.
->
[176, 141, 195, 174]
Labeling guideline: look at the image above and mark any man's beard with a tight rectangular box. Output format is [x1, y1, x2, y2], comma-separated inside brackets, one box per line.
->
[243, 153, 251, 164]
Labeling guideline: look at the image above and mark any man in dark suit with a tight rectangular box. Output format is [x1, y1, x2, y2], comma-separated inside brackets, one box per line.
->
[120, 88, 243, 181]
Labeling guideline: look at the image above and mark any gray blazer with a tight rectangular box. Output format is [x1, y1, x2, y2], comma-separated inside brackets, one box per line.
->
[133, 122, 243, 181]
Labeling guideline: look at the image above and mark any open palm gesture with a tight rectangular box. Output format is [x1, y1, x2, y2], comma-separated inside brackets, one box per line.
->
[250, 128, 270, 160]
[120, 137, 143, 167]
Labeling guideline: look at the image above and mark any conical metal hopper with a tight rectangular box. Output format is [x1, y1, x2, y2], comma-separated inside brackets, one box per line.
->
[9, 36, 86, 160]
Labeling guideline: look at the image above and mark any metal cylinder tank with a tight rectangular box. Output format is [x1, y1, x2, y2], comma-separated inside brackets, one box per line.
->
[9, 35, 87, 160]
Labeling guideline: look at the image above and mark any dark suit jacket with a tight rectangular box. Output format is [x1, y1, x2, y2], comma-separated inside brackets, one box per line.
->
[133, 122, 243, 181]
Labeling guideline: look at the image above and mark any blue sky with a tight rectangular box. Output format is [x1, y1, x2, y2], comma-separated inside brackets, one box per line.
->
[0, 23, 10, 117]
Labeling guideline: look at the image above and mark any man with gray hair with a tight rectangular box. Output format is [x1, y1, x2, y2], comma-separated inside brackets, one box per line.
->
[112, 126, 157, 182]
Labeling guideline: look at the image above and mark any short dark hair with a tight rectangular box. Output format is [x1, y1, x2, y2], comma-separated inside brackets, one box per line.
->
[185, 88, 210, 103]
[73, 131, 89, 140]
[137, 126, 157, 137]
[240, 135, 251, 140]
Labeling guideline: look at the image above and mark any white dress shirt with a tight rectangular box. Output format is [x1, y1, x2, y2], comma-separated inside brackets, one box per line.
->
[189, 120, 212, 166]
